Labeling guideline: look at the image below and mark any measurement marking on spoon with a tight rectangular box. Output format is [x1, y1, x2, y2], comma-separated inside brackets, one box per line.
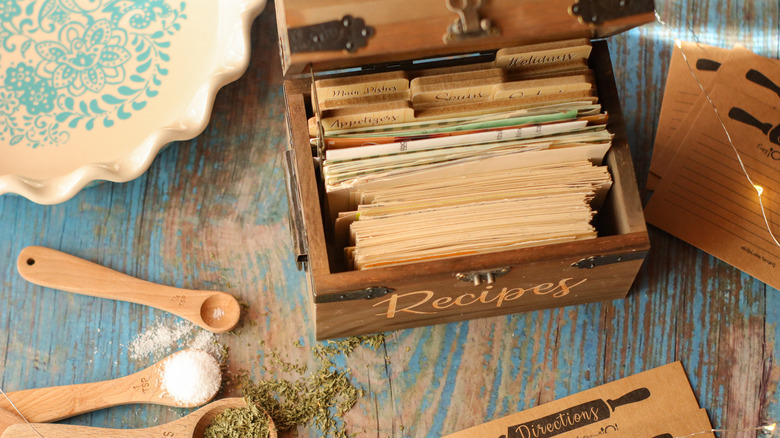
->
[133, 377, 151, 393]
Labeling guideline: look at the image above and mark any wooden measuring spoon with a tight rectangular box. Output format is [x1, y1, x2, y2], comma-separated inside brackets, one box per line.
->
[17, 246, 240, 333]
[0, 408, 24, 435]
[0, 397, 278, 438]
[0, 349, 220, 423]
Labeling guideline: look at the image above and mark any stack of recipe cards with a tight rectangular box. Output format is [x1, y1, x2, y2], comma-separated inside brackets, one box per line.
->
[645, 42, 780, 289]
[444, 362, 713, 438]
[310, 39, 616, 270]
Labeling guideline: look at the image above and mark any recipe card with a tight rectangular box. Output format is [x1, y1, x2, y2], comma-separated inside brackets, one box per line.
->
[645, 85, 780, 289]
[647, 41, 731, 190]
[444, 362, 710, 438]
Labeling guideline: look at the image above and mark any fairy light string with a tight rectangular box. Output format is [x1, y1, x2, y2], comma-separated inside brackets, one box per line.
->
[652, 9, 780, 248]
[673, 422, 777, 437]
[651, 6, 779, 437]
[0, 386, 44, 437]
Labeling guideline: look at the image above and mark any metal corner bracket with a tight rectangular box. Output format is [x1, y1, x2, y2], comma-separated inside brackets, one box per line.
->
[572, 251, 647, 269]
[570, 0, 655, 25]
[315, 286, 395, 304]
[289, 15, 374, 54]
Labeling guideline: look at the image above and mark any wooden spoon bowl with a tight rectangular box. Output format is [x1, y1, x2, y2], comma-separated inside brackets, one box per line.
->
[200, 292, 242, 332]
[1, 398, 278, 438]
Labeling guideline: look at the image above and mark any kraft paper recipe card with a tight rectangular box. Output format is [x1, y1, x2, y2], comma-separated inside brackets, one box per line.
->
[444, 362, 711, 438]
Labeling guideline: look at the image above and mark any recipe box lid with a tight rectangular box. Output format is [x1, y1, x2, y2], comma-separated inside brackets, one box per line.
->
[274, 0, 655, 76]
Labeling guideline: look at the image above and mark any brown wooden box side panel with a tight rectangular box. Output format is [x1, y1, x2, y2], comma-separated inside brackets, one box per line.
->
[283, 89, 332, 276]
[590, 40, 647, 236]
[314, 231, 649, 294]
[276, 0, 654, 75]
[314, 235, 648, 339]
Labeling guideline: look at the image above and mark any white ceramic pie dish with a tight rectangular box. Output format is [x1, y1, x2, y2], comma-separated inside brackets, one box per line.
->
[0, 0, 266, 204]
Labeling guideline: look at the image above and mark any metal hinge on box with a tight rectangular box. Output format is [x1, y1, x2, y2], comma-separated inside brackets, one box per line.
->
[570, 0, 655, 25]
[315, 286, 395, 304]
[572, 251, 647, 269]
[289, 15, 375, 54]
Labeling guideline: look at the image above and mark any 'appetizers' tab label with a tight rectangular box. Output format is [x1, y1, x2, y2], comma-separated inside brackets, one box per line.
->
[321, 107, 414, 132]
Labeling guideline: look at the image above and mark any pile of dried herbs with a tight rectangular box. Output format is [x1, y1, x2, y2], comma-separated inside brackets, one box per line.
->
[203, 402, 274, 437]
[204, 334, 385, 438]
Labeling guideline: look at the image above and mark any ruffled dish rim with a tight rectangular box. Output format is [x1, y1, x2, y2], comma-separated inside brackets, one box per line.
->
[0, 0, 267, 205]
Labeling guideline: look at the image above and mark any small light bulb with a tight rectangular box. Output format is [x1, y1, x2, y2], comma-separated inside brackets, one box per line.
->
[765, 422, 777, 432]
[755, 185, 764, 196]
[675, 39, 682, 48]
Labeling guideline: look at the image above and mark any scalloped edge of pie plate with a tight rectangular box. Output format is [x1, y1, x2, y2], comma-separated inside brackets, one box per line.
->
[0, 0, 267, 205]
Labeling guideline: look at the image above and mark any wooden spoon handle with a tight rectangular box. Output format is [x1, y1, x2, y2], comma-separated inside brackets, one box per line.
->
[2, 422, 186, 438]
[0, 397, 255, 438]
[0, 370, 169, 423]
[17, 246, 207, 320]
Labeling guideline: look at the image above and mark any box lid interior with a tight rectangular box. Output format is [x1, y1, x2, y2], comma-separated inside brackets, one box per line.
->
[275, 0, 655, 75]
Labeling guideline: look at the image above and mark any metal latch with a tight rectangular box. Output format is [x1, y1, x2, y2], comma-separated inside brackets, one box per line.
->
[288, 15, 374, 54]
[455, 267, 511, 286]
[570, 0, 655, 25]
[315, 286, 395, 304]
[443, 0, 500, 43]
[572, 251, 647, 269]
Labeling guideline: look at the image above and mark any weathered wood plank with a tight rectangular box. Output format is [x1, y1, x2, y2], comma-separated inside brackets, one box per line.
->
[0, 1, 777, 437]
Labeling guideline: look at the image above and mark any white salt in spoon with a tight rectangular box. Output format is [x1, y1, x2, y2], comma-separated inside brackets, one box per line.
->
[0, 349, 220, 423]
[17, 246, 241, 333]
[1, 398, 278, 438]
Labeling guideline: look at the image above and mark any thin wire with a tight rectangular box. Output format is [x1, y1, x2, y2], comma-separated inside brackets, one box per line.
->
[653, 9, 780, 248]
[654, 8, 779, 437]
[0, 386, 45, 437]
[674, 422, 777, 437]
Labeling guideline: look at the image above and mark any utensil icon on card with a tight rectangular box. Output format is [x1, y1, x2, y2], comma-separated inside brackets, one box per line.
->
[728, 107, 780, 146]
[695, 58, 722, 72]
[746, 69, 780, 99]
[726, 68, 780, 145]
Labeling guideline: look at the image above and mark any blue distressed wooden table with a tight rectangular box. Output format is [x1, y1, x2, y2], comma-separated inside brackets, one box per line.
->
[1, 1, 778, 436]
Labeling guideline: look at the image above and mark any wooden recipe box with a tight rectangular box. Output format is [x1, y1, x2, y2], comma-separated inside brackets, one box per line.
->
[276, 0, 654, 339]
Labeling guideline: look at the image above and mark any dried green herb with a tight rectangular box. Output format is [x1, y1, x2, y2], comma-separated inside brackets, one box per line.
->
[203, 401, 273, 438]
[206, 334, 384, 438]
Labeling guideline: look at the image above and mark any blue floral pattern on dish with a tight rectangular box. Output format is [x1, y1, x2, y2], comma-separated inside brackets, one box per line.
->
[0, 0, 186, 148]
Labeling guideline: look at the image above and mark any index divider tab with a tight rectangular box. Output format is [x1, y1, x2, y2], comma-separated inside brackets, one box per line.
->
[314, 101, 415, 135]
[411, 77, 505, 106]
[319, 91, 411, 111]
[493, 75, 594, 100]
[409, 68, 507, 91]
[415, 90, 599, 120]
[496, 38, 593, 71]
[314, 71, 410, 105]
